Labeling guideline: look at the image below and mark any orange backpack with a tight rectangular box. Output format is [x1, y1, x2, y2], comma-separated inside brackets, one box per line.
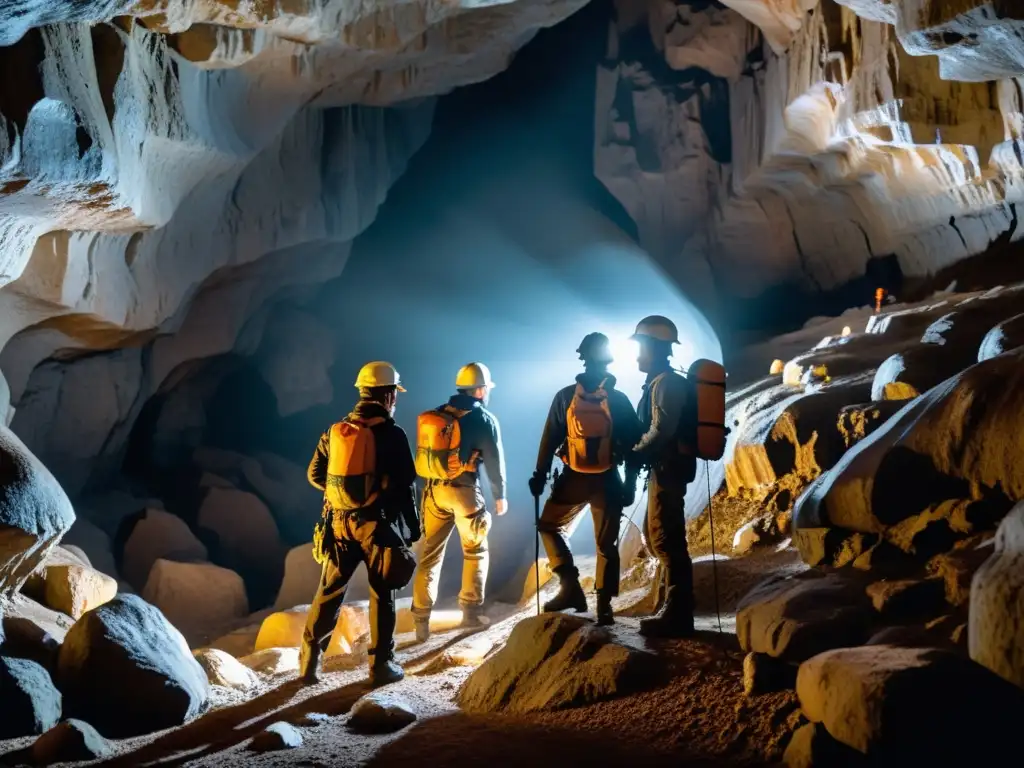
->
[415, 406, 475, 481]
[564, 379, 614, 474]
[325, 416, 385, 510]
[679, 359, 727, 461]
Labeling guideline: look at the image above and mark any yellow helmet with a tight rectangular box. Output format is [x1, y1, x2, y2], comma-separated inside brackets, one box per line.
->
[354, 361, 406, 391]
[455, 362, 495, 390]
[630, 315, 679, 344]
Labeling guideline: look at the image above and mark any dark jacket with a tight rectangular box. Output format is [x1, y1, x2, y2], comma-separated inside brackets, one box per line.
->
[633, 364, 696, 479]
[429, 393, 507, 501]
[535, 371, 644, 476]
[307, 401, 418, 538]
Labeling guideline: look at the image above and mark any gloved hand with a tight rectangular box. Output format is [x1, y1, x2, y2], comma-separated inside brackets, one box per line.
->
[528, 471, 547, 498]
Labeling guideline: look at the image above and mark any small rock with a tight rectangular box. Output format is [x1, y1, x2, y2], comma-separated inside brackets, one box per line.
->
[0, 656, 62, 738]
[736, 572, 872, 662]
[42, 564, 118, 620]
[249, 721, 303, 752]
[31, 719, 111, 764]
[865, 578, 946, 618]
[783, 722, 867, 767]
[193, 648, 261, 691]
[458, 614, 659, 714]
[743, 652, 797, 696]
[240, 647, 300, 676]
[294, 712, 330, 727]
[348, 691, 417, 734]
[57, 594, 209, 738]
[732, 521, 761, 555]
[796, 644, 1024, 762]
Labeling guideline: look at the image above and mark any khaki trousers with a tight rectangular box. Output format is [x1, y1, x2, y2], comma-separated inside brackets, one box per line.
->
[412, 482, 491, 615]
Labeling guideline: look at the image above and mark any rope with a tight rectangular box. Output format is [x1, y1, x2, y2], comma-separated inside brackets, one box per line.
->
[616, 473, 648, 547]
[706, 460, 723, 634]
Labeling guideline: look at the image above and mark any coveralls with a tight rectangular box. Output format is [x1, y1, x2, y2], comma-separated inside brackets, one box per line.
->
[412, 393, 506, 616]
[301, 400, 419, 672]
[535, 371, 644, 596]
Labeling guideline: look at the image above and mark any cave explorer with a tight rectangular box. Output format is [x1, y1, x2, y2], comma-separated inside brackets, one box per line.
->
[299, 361, 420, 687]
[528, 332, 644, 625]
[411, 362, 507, 642]
[630, 315, 698, 638]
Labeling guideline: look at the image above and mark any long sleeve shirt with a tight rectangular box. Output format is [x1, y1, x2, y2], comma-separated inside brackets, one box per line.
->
[307, 400, 418, 537]
[633, 366, 691, 465]
[535, 371, 644, 477]
[434, 393, 507, 501]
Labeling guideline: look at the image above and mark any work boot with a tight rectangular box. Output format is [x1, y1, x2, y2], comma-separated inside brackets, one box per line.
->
[414, 616, 430, 643]
[595, 593, 614, 626]
[460, 604, 488, 629]
[298, 642, 321, 685]
[370, 658, 405, 687]
[543, 577, 587, 613]
[639, 585, 695, 638]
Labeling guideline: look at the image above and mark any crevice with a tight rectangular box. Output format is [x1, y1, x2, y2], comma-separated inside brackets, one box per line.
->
[948, 215, 968, 250]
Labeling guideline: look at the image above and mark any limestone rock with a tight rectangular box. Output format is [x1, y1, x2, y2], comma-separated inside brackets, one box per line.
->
[865, 578, 946, 618]
[273, 543, 323, 611]
[458, 614, 659, 714]
[240, 647, 300, 677]
[31, 719, 111, 764]
[970, 502, 1024, 688]
[39, 564, 117, 620]
[348, 691, 417, 734]
[250, 721, 303, 752]
[743, 652, 797, 696]
[783, 722, 867, 768]
[193, 648, 261, 692]
[926, 535, 995, 607]
[254, 603, 369, 658]
[732, 520, 762, 555]
[119, 508, 208, 593]
[1, 593, 72, 672]
[56, 594, 209, 737]
[736, 572, 873, 662]
[142, 559, 249, 641]
[0, 426, 76, 607]
[0, 656, 62, 738]
[197, 487, 286, 606]
[796, 644, 1024, 761]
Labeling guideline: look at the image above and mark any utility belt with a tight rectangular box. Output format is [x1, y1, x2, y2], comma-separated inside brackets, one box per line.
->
[427, 469, 478, 487]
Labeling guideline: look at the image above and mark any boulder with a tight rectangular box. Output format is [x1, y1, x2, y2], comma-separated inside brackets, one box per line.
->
[969, 503, 1024, 688]
[865, 625, 952, 650]
[736, 572, 873, 662]
[240, 647, 299, 676]
[273, 543, 322, 610]
[250, 721, 303, 752]
[926, 536, 995, 607]
[1, 594, 72, 672]
[254, 603, 368, 658]
[197, 487, 286, 606]
[142, 559, 249, 640]
[37, 562, 117, 620]
[617, 519, 644, 569]
[864, 578, 946, 618]
[0, 426, 76, 608]
[783, 722, 867, 768]
[193, 647, 261, 692]
[347, 691, 417, 734]
[0, 656, 62, 738]
[31, 719, 111, 764]
[458, 614, 659, 714]
[795, 348, 1024, 536]
[23, 545, 87, 595]
[56, 594, 209, 737]
[119, 508, 208, 592]
[796, 644, 1024, 761]
[743, 652, 797, 696]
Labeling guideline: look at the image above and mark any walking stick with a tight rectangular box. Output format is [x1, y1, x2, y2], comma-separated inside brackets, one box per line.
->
[534, 492, 541, 615]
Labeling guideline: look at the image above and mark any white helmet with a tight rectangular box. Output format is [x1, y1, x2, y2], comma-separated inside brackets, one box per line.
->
[354, 361, 406, 391]
[456, 362, 495, 390]
[630, 315, 679, 344]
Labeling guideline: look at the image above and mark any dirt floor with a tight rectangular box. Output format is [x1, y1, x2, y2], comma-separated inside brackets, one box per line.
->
[2, 546, 802, 768]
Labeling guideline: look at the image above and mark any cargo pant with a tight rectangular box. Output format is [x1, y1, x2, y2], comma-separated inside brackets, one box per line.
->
[303, 512, 400, 667]
[538, 468, 623, 596]
[644, 455, 696, 612]
[412, 481, 491, 615]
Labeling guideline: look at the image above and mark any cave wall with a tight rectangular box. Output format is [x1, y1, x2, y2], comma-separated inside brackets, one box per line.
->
[597, 0, 1024, 317]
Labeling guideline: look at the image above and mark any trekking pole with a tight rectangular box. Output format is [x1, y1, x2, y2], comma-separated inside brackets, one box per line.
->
[533, 491, 541, 615]
[706, 460, 723, 634]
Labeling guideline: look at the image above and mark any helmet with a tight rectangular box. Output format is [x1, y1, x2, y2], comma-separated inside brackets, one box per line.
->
[354, 361, 406, 391]
[576, 332, 613, 363]
[455, 362, 495, 390]
[630, 315, 679, 344]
